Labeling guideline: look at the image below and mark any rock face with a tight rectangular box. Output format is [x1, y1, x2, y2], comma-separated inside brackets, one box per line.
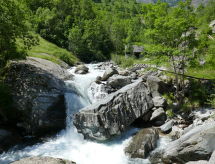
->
[150, 107, 167, 126]
[160, 120, 174, 133]
[125, 128, 159, 158]
[4, 57, 68, 136]
[101, 68, 118, 81]
[75, 65, 89, 74]
[152, 96, 167, 107]
[107, 75, 132, 89]
[11, 156, 75, 164]
[73, 79, 154, 141]
[147, 76, 169, 98]
[162, 122, 215, 163]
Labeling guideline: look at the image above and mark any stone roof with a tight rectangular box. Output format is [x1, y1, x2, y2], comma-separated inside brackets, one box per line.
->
[132, 45, 144, 53]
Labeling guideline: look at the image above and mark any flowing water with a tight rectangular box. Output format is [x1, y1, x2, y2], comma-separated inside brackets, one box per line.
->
[0, 64, 169, 164]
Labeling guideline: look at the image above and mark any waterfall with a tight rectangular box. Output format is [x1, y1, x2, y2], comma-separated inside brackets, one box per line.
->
[0, 63, 168, 164]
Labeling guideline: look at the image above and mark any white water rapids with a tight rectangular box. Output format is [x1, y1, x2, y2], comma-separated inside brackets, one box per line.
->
[0, 64, 170, 164]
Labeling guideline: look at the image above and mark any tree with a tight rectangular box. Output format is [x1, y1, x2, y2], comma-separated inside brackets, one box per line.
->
[142, 1, 197, 103]
[0, 0, 36, 67]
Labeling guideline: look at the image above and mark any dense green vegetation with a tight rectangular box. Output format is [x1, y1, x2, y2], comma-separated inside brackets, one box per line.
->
[0, 0, 214, 108]
[27, 36, 78, 65]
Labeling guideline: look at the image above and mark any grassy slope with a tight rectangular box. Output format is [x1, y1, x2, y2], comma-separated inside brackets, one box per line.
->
[28, 36, 78, 66]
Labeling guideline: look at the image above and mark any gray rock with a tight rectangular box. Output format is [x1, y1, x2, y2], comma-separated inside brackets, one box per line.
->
[75, 65, 89, 74]
[160, 120, 174, 133]
[186, 161, 208, 164]
[101, 68, 118, 81]
[5, 58, 67, 136]
[73, 79, 154, 141]
[170, 125, 184, 140]
[118, 70, 130, 76]
[23, 57, 72, 80]
[107, 75, 132, 89]
[152, 96, 167, 107]
[209, 151, 215, 163]
[131, 72, 138, 80]
[186, 151, 215, 164]
[162, 122, 215, 163]
[147, 76, 168, 97]
[150, 107, 167, 126]
[125, 128, 159, 158]
[11, 156, 75, 164]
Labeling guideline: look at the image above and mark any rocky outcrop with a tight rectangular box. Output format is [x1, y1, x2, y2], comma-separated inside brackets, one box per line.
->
[152, 96, 167, 107]
[146, 76, 169, 98]
[107, 75, 132, 89]
[11, 156, 75, 164]
[75, 65, 89, 74]
[125, 128, 159, 158]
[150, 107, 167, 126]
[101, 68, 118, 81]
[73, 79, 154, 141]
[4, 57, 68, 136]
[160, 120, 174, 133]
[162, 122, 215, 163]
[186, 151, 215, 164]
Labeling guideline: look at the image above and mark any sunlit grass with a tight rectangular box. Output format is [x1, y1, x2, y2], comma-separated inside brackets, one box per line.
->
[28, 36, 78, 66]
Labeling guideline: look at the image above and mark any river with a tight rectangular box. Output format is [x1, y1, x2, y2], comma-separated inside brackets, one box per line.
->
[0, 64, 170, 164]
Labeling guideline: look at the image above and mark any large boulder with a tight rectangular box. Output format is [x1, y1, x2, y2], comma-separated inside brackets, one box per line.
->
[125, 128, 159, 158]
[107, 75, 132, 89]
[101, 68, 118, 81]
[186, 151, 215, 164]
[4, 57, 68, 136]
[146, 76, 169, 97]
[73, 79, 154, 141]
[75, 65, 89, 74]
[150, 107, 167, 126]
[160, 120, 174, 133]
[11, 156, 75, 164]
[152, 96, 167, 108]
[162, 122, 215, 163]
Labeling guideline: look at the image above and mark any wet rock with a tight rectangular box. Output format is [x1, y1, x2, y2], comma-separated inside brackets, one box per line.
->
[0, 129, 21, 153]
[75, 65, 89, 74]
[4, 58, 67, 136]
[170, 125, 184, 140]
[73, 79, 154, 141]
[107, 75, 132, 89]
[125, 128, 159, 158]
[95, 76, 102, 84]
[152, 96, 167, 108]
[186, 151, 215, 164]
[11, 156, 75, 164]
[160, 120, 174, 133]
[101, 68, 118, 81]
[150, 107, 167, 126]
[162, 122, 215, 163]
[149, 151, 164, 164]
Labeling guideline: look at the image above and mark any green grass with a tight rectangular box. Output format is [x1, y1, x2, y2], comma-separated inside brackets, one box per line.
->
[27, 36, 78, 66]
[112, 53, 214, 80]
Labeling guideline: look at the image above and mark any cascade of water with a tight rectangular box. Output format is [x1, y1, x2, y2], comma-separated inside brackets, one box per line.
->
[0, 63, 169, 164]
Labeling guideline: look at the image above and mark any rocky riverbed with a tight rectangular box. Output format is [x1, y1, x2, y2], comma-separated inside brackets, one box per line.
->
[0, 58, 215, 164]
